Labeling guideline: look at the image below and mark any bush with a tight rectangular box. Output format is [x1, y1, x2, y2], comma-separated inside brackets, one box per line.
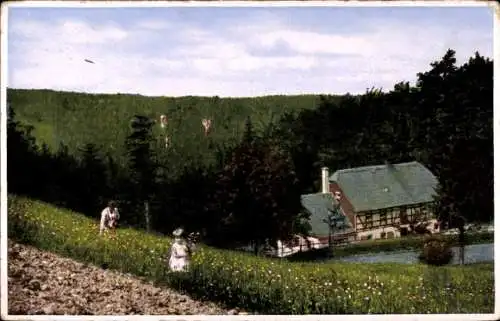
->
[7, 195, 494, 314]
[418, 236, 454, 266]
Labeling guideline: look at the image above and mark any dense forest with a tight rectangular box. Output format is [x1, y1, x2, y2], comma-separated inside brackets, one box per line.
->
[7, 49, 493, 250]
[7, 89, 326, 170]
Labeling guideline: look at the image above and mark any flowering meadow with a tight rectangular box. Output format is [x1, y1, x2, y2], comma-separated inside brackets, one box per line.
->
[8, 195, 495, 314]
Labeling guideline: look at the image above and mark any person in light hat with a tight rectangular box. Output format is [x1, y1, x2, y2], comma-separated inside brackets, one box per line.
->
[168, 228, 192, 272]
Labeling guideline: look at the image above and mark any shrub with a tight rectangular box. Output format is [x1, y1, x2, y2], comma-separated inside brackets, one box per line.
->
[418, 236, 454, 266]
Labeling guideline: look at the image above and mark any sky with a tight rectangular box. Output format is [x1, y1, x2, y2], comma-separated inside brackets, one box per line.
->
[6, 4, 495, 97]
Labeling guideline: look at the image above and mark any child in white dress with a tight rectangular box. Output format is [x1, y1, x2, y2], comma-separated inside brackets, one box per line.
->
[168, 228, 193, 272]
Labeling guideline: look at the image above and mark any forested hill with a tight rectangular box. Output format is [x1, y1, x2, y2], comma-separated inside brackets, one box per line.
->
[7, 49, 494, 242]
[7, 88, 332, 167]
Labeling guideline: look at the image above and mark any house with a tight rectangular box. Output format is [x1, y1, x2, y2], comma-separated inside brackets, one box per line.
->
[300, 192, 356, 246]
[300, 167, 356, 246]
[328, 161, 440, 241]
[266, 171, 355, 256]
[264, 161, 441, 257]
[300, 161, 440, 244]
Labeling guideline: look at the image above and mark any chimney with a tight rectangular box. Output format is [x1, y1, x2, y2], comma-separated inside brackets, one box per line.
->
[321, 167, 329, 194]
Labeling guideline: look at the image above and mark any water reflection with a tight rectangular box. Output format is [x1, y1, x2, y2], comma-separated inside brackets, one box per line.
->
[335, 243, 494, 265]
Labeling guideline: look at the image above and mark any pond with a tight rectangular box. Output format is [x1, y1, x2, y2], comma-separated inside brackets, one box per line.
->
[334, 243, 494, 265]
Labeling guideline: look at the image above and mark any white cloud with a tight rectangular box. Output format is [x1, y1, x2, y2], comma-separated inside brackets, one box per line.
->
[172, 39, 247, 59]
[135, 19, 171, 30]
[252, 30, 370, 55]
[59, 21, 128, 45]
[7, 8, 493, 97]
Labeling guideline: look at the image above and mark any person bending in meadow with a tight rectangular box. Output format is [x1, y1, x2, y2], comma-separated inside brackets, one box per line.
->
[168, 228, 194, 272]
[186, 231, 200, 252]
[99, 201, 120, 236]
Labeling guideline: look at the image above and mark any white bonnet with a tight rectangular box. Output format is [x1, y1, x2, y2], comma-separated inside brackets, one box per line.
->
[172, 228, 184, 237]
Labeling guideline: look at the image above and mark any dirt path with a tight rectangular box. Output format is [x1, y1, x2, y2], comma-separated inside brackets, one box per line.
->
[7, 241, 242, 315]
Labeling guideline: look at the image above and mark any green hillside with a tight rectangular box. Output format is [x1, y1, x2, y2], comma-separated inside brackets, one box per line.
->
[7, 88, 330, 168]
[8, 195, 494, 314]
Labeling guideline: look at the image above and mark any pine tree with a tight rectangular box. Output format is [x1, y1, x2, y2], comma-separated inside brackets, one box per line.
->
[6, 102, 39, 194]
[208, 117, 305, 253]
[124, 115, 157, 230]
[77, 143, 108, 215]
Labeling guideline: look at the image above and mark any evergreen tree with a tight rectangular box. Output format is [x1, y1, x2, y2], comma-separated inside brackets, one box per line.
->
[422, 51, 493, 224]
[208, 117, 305, 253]
[124, 115, 157, 230]
[6, 102, 39, 195]
[77, 143, 109, 215]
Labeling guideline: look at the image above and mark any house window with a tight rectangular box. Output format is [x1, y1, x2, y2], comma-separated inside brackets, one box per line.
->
[421, 206, 429, 220]
[399, 208, 409, 224]
[380, 232, 386, 239]
[387, 231, 395, 239]
[365, 214, 373, 229]
[380, 212, 388, 226]
[411, 207, 421, 222]
[390, 212, 396, 223]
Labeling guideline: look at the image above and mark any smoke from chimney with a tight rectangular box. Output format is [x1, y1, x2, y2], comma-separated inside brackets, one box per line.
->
[321, 167, 329, 194]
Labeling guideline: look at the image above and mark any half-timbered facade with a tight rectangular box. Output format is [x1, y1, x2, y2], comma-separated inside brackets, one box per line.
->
[328, 161, 440, 241]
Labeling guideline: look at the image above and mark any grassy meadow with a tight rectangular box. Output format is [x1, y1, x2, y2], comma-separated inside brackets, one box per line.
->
[8, 195, 495, 314]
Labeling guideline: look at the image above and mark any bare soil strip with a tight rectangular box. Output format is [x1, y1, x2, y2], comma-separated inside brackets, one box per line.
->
[7, 241, 241, 315]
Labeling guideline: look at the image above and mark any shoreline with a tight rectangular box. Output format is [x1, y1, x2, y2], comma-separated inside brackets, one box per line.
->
[287, 231, 494, 261]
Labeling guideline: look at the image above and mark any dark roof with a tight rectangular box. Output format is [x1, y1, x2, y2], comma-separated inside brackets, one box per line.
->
[300, 193, 354, 237]
[330, 161, 438, 212]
